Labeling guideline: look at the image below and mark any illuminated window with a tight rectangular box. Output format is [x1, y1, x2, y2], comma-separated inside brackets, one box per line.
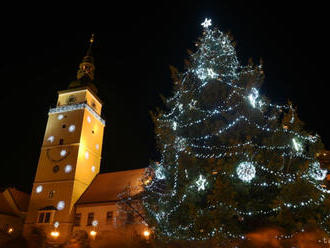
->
[87, 212, 94, 226]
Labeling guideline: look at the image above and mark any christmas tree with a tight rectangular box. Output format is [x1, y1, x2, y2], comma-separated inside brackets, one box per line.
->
[142, 18, 329, 244]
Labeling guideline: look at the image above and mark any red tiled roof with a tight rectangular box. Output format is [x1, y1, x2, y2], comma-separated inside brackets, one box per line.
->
[7, 188, 30, 212]
[76, 168, 145, 205]
[0, 192, 16, 216]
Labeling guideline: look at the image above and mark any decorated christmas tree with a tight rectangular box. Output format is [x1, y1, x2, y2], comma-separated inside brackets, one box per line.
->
[142, 18, 329, 245]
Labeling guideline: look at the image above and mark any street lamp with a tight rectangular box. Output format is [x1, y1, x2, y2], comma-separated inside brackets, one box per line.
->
[50, 231, 60, 238]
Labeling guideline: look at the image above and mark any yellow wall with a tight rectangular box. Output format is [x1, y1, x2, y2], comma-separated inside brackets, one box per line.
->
[74, 203, 148, 245]
[24, 87, 105, 243]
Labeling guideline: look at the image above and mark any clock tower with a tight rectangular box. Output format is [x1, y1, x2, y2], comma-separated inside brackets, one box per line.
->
[24, 35, 105, 243]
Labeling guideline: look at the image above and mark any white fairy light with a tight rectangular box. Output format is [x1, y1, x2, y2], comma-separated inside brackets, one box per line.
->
[54, 221, 59, 228]
[292, 138, 303, 152]
[92, 220, 98, 227]
[155, 164, 166, 180]
[68, 124, 75, 132]
[36, 185, 43, 193]
[85, 151, 89, 159]
[95, 144, 99, 150]
[207, 68, 218, 78]
[57, 114, 64, 120]
[309, 161, 327, 181]
[196, 174, 207, 191]
[248, 88, 259, 108]
[172, 121, 177, 130]
[57, 201, 65, 210]
[60, 150, 67, 157]
[201, 18, 212, 28]
[91, 165, 96, 172]
[64, 164, 72, 173]
[47, 136, 55, 143]
[236, 162, 256, 182]
[175, 137, 186, 152]
[87, 116, 91, 123]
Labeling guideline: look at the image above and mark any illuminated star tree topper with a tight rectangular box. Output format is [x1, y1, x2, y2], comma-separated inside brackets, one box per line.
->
[201, 18, 212, 28]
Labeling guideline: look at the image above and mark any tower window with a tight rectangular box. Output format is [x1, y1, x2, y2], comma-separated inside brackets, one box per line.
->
[87, 212, 94, 226]
[53, 165, 60, 173]
[37, 211, 53, 224]
[49, 190, 55, 199]
[38, 213, 45, 223]
[44, 212, 51, 223]
[59, 139, 64, 145]
[62, 124, 66, 128]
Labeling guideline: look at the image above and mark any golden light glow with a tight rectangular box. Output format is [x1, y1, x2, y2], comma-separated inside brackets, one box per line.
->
[90, 230, 97, 236]
[8, 228, 14, 234]
[143, 230, 150, 238]
[50, 231, 60, 238]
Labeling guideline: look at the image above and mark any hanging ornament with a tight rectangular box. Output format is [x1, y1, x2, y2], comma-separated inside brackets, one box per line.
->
[155, 163, 166, 180]
[236, 162, 256, 183]
[292, 138, 303, 152]
[175, 137, 186, 152]
[309, 161, 327, 181]
[196, 174, 207, 191]
[172, 121, 177, 131]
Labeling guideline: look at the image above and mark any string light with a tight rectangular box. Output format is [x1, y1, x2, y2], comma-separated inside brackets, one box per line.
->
[143, 18, 329, 243]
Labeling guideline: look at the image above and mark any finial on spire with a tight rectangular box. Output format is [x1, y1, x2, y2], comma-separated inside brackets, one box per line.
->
[90, 33, 95, 44]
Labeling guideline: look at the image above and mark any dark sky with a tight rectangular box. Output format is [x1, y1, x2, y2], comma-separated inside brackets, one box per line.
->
[1, 2, 328, 193]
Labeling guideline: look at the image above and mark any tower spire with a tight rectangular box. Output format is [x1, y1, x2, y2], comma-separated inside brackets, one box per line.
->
[77, 33, 96, 82]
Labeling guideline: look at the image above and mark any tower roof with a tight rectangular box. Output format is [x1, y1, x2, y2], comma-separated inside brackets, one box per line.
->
[68, 34, 98, 94]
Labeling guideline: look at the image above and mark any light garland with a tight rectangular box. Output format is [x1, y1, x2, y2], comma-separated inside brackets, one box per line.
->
[143, 18, 329, 243]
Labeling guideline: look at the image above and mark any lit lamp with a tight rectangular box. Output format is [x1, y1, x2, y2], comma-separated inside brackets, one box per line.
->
[8, 227, 14, 234]
[51, 221, 60, 238]
[50, 231, 60, 238]
[143, 230, 151, 239]
[90, 220, 98, 239]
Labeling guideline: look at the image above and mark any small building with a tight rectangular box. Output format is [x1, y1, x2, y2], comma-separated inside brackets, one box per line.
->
[0, 188, 29, 244]
[73, 168, 147, 244]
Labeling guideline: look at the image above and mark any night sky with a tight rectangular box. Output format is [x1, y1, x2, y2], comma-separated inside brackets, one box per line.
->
[1, 2, 328, 193]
